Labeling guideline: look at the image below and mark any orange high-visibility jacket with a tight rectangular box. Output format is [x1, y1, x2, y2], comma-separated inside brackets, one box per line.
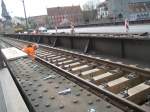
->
[22, 47, 35, 57]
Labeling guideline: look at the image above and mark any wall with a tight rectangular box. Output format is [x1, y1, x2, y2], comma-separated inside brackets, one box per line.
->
[4, 34, 150, 63]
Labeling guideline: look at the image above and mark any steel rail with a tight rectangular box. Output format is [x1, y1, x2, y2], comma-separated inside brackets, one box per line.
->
[1, 38, 149, 112]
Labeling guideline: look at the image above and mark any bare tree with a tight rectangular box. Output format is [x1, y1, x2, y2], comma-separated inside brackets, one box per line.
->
[82, 0, 98, 23]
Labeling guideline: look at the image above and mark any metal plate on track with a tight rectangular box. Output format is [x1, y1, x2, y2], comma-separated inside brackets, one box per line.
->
[1, 47, 27, 60]
[8, 58, 124, 112]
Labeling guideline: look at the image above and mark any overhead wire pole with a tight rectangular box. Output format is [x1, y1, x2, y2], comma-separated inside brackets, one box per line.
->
[22, 0, 28, 31]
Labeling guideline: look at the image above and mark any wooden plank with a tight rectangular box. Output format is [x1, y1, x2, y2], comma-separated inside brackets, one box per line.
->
[65, 62, 81, 68]
[128, 83, 150, 96]
[93, 72, 113, 81]
[58, 60, 73, 65]
[107, 75, 143, 94]
[108, 77, 129, 87]
[106, 77, 129, 93]
[51, 56, 62, 60]
[47, 54, 56, 57]
[57, 58, 66, 61]
[38, 52, 51, 55]
[81, 68, 100, 76]
[127, 83, 150, 104]
[81, 68, 105, 79]
[93, 72, 122, 85]
[72, 65, 89, 72]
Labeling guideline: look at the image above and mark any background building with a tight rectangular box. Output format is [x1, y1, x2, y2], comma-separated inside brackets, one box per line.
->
[107, 0, 129, 19]
[128, 0, 150, 21]
[97, 1, 109, 19]
[97, 0, 150, 21]
[28, 15, 48, 28]
[96, 0, 129, 21]
[47, 6, 83, 27]
[11, 17, 26, 25]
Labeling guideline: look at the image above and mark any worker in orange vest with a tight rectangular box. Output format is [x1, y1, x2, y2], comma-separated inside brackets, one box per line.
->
[22, 43, 38, 61]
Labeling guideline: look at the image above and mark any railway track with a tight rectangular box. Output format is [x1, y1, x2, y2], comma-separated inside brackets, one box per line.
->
[0, 36, 150, 112]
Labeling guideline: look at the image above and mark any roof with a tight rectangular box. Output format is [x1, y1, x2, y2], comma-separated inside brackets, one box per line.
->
[129, 0, 150, 3]
[97, 1, 108, 8]
[29, 15, 47, 19]
[128, 1, 150, 12]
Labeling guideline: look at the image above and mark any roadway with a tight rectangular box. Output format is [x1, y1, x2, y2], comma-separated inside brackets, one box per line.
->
[47, 24, 150, 34]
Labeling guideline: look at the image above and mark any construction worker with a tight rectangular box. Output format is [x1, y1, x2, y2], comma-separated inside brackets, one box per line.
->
[70, 22, 75, 34]
[22, 43, 38, 61]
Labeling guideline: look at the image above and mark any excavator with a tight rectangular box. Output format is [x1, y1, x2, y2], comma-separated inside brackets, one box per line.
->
[14, 23, 24, 33]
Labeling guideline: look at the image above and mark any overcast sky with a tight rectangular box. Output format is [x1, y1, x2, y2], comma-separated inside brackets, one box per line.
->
[0, 0, 105, 17]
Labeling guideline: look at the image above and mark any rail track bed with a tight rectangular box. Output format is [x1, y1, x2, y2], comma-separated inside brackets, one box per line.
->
[0, 36, 150, 112]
